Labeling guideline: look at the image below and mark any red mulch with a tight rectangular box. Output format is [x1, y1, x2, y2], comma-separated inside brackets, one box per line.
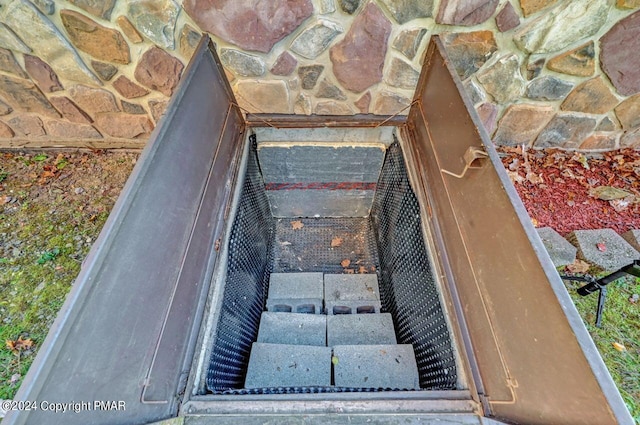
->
[498, 147, 640, 236]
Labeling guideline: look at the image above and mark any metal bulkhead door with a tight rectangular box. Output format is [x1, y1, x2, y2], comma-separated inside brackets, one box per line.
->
[4, 36, 246, 425]
[402, 36, 633, 425]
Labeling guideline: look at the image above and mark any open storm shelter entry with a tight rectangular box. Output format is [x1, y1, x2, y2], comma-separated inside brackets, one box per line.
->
[4, 36, 634, 425]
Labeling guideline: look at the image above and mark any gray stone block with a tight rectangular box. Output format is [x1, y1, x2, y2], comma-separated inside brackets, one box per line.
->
[245, 343, 332, 388]
[327, 313, 397, 346]
[257, 312, 327, 346]
[536, 226, 577, 267]
[267, 272, 323, 314]
[324, 274, 381, 315]
[622, 229, 640, 252]
[333, 344, 420, 389]
[568, 229, 640, 271]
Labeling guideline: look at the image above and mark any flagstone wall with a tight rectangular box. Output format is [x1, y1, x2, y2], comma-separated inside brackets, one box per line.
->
[0, 0, 639, 150]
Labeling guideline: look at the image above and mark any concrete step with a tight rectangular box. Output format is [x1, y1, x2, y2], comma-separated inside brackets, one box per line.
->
[257, 312, 326, 346]
[327, 313, 396, 346]
[266, 272, 324, 314]
[333, 344, 420, 390]
[324, 274, 381, 315]
[245, 342, 332, 388]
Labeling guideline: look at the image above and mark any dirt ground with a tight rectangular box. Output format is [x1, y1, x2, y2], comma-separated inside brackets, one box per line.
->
[0, 150, 137, 399]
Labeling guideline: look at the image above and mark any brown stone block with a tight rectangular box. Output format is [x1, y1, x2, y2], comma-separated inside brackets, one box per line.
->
[61, 9, 130, 64]
[0, 74, 59, 118]
[183, 0, 312, 53]
[547, 42, 595, 77]
[50, 96, 93, 124]
[493, 104, 555, 146]
[134, 47, 184, 97]
[441, 31, 497, 80]
[579, 133, 617, 150]
[614, 93, 640, 130]
[0, 47, 28, 78]
[7, 114, 46, 137]
[116, 16, 143, 44]
[561, 77, 619, 114]
[519, 0, 558, 16]
[24, 55, 63, 93]
[113, 76, 150, 99]
[600, 10, 640, 96]
[0, 121, 14, 138]
[69, 84, 120, 117]
[44, 119, 102, 139]
[330, 3, 391, 93]
[437, 0, 499, 26]
[94, 112, 154, 139]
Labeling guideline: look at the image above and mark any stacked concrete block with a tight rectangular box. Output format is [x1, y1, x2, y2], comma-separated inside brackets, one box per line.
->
[248, 271, 419, 390]
[333, 344, 420, 389]
[257, 312, 326, 346]
[324, 274, 381, 315]
[537, 227, 577, 267]
[327, 313, 396, 346]
[266, 272, 324, 314]
[245, 343, 332, 388]
[567, 229, 640, 271]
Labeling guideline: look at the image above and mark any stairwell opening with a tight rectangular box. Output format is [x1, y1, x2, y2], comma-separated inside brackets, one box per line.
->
[200, 127, 460, 395]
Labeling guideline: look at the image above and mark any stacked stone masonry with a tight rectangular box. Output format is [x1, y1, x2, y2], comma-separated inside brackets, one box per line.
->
[1, 0, 640, 150]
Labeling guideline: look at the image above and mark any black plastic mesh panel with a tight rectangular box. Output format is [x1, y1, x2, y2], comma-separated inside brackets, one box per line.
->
[271, 218, 379, 273]
[206, 136, 275, 392]
[370, 141, 458, 389]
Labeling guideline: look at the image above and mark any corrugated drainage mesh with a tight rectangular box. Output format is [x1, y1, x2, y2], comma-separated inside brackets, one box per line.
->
[370, 141, 458, 389]
[206, 136, 275, 392]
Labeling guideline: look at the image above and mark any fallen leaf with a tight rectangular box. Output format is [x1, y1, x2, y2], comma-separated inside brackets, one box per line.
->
[331, 237, 343, 248]
[6, 336, 34, 354]
[507, 170, 525, 184]
[332, 356, 339, 365]
[290, 220, 304, 230]
[525, 171, 544, 185]
[344, 268, 354, 274]
[612, 342, 627, 352]
[572, 153, 590, 170]
[340, 259, 351, 267]
[588, 186, 634, 201]
[596, 242, 607, 252]
[609, 198, 631, 212]
[531, 217, 539, 227]
[565, 259, 590, 274]
[358, 266, 367, 274]
[279, 241, 292, 246]
[0, 196, 9, 205]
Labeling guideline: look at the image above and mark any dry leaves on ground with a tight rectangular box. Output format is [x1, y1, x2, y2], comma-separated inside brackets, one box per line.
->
[290, 220, 304, 230]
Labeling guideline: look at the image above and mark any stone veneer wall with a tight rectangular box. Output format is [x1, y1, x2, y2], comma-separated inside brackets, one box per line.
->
[0, 0, 640, 150]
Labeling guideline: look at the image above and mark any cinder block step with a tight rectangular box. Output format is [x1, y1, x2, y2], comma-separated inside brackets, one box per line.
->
[333, 344, 420, 389]
[257, 312, 326, 346]
[324, 274, 381, 315]
[266, 272, 323, 314]
[537, 227, 577, 267]
[245, 343, 332, 388]
[568, 229, 640, 271]
[327, 313, 396, 346]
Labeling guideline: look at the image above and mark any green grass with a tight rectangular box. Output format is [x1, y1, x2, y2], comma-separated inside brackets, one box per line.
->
[0, 202, 110, 398]
[566, 277, 640, 423]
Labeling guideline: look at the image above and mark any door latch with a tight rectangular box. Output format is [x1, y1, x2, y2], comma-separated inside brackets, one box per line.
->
[441, 146, 488, 179]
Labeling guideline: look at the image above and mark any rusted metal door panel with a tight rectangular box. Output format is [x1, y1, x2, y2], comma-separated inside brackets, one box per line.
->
[404, 36, 633, 425]
[5, 36, 245, 425]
